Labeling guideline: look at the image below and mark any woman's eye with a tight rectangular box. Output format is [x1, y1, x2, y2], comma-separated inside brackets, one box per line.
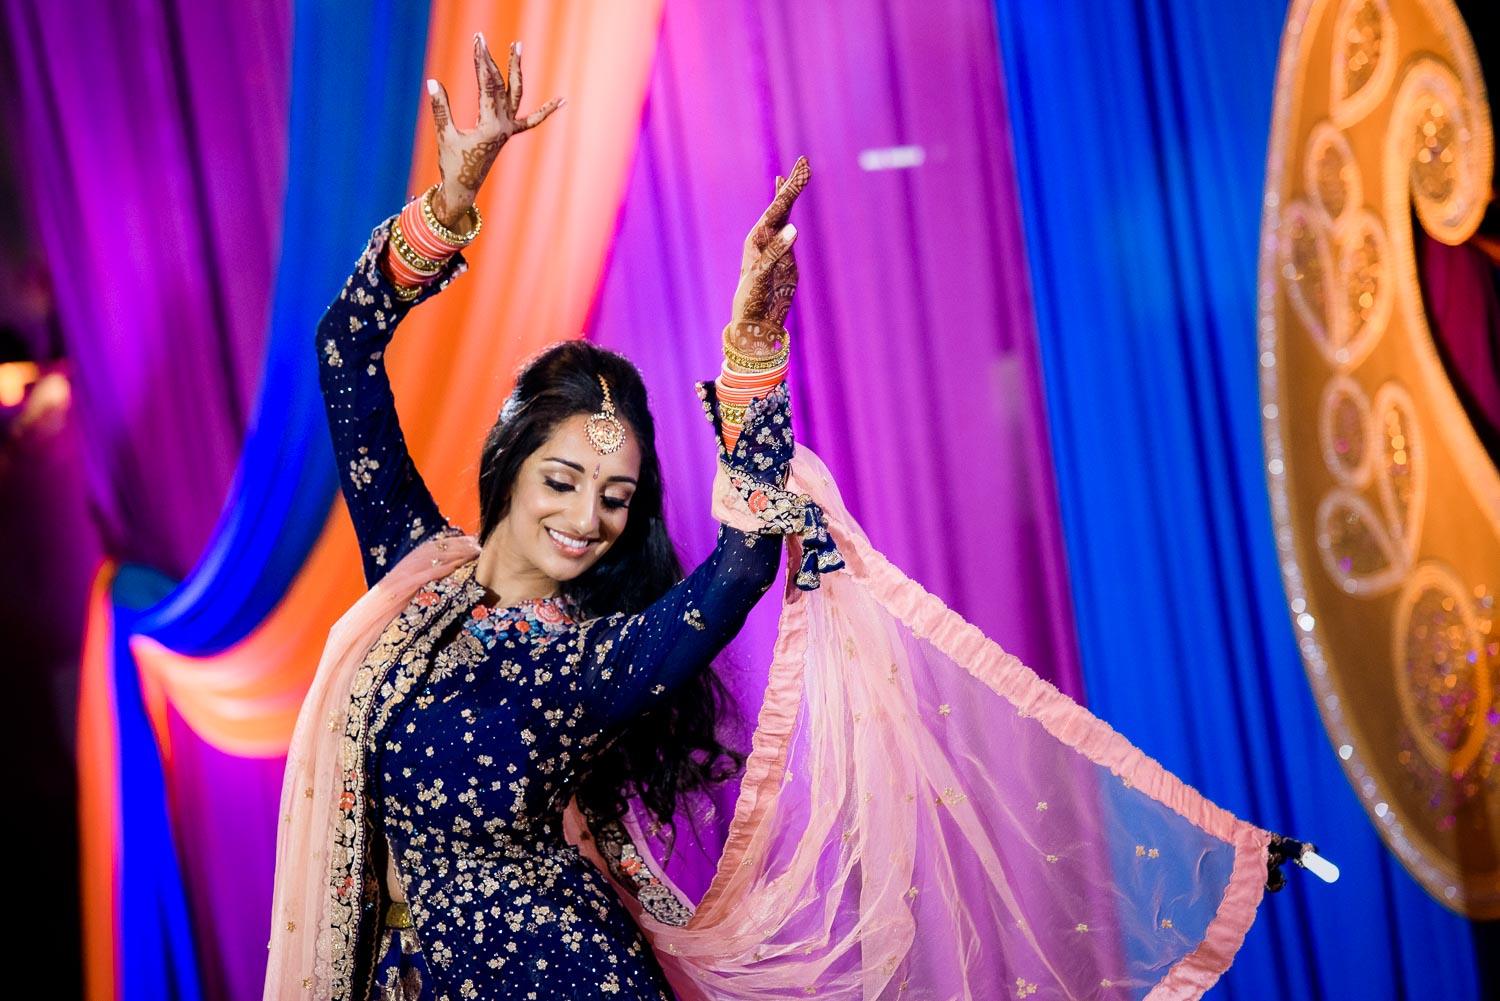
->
[602, 496, 631, 511]
[543, 478, 573, 494]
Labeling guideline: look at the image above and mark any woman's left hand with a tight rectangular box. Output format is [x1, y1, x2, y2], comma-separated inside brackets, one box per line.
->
[731, 157, 810, 327]
[425, 34, 564, 233]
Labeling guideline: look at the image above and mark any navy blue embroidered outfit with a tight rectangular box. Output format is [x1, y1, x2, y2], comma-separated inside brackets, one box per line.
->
[315, 223, 793, 1000]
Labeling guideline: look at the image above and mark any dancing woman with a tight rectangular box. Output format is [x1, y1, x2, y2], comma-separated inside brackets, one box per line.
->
[269, 33, 1279, 1001]
[267, 32, 832, 1000]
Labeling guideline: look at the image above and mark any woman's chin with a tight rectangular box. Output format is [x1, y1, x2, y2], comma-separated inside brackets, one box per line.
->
[538, 551, 597, 583]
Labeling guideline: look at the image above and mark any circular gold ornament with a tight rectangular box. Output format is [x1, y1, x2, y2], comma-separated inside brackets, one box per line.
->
[1260, 0, 1497, 916]
[585, 376, 627, 455]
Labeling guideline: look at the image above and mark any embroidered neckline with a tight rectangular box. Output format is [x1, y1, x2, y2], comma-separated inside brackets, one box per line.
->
[450, 561, 580, 618]
[443, 562, 579, 648]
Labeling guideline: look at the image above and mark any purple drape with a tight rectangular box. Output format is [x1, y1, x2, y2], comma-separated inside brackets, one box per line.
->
[4, 5, 290, 999]
[590, 0, 1081, 899]
[2, 0, 289, 577]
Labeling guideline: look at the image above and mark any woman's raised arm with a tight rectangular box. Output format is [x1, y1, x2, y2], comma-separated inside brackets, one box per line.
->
[318, 35, 563, 585]
[576, 163, 848, 721]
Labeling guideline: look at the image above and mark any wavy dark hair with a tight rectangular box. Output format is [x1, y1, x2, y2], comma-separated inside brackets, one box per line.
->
[477, 341, 743, 836]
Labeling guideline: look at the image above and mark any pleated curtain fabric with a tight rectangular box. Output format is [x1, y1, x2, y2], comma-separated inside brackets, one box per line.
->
[991, 1, 1486, 998]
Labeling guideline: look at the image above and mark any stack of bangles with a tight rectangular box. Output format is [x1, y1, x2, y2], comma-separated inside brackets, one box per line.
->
[716, 319, 790, 450]
[383, 184, 483, 301]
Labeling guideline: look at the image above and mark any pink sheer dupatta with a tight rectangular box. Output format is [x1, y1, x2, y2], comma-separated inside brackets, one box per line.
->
[266, 451, 1270, 999]
[573, 446, 1271, 1000]
[263, 534, 480, 999]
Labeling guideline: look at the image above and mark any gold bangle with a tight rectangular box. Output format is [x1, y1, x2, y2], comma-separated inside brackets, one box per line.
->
[391, 282, 422, 303]
[389, 221, 443, 276]
[421, 184, 482, 247]
[722, 319, 786, 353]
[717, 401, 748, 425]
[722, 320, 789, 371]
[723, 341, 790, 373]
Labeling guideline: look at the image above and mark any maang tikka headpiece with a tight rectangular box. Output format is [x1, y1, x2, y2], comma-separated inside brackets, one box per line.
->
[585, 375, 627, 455]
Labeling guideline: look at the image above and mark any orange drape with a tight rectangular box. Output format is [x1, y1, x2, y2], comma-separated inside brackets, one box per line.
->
[130, 1, 666, 758]
[78, 562, 119, 1001]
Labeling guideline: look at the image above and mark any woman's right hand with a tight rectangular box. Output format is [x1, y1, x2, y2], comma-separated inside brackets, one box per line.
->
[730, 157, 809, 328]
[425, 33, 564, 233]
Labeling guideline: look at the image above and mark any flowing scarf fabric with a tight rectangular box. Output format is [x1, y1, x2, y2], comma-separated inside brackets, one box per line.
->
[263, 534, 479, 999]
[277, 449, 1268, 999]
[592, 446, 1269, 1000]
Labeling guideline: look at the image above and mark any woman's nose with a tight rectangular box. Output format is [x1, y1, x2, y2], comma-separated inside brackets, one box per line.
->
[567, 493, 601, 537]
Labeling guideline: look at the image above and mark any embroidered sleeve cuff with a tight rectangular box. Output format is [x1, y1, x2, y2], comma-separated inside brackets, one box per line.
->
[695, 380, 845, 590]
[348, 216, 468, 313]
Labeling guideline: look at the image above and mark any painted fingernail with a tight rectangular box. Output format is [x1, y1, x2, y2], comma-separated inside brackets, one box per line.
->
[427, 79, 439, 97]
[475, 31, 485, 47]
[515, 41, 522, 56]
[780, 224, 797, 241]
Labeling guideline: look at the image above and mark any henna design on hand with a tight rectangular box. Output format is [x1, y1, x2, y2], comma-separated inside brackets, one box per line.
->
[507, 43, 523, 119]
[430, 83, 453, 134]
[733, 158, 809, 325]
[456, 139, 502, 190]
[425, 35, 564, 222]
[768, 252, 798, 325]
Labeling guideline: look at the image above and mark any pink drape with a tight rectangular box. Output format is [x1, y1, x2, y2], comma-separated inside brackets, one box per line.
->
[588, 0, 1083, 903]
[589, 0, 1079, 696]
[263, 534, 480, 999]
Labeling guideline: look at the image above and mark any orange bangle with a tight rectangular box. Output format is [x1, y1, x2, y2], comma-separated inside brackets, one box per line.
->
[383, 225, 435, 294]
[717, 363, 786, 393]
[400, 199, 452, 260]
[383, 248, 430, 288]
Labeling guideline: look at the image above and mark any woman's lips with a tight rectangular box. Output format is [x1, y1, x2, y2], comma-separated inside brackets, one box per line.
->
[547, 527, 593, 557]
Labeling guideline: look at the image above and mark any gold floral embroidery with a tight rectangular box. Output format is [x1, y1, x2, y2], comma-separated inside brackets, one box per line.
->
[583, 807, 694, 928]
[323, 556, 471, 999]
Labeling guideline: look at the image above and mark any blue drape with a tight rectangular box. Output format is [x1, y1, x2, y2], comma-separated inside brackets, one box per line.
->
[112, 565, 204, 1001]
[108, 3, 430, 998]
[144, 0, 433, 653]
[992, 2, 1483, 998]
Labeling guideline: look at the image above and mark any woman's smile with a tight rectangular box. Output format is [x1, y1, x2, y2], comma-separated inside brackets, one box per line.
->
[477, 412, 642, 600]
[546, 526, 596, 556]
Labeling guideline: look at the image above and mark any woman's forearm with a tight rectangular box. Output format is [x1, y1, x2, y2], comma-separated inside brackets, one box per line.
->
[317, 221, 451, 585]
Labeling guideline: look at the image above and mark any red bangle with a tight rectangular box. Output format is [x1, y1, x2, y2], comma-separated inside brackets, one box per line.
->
[716, 375, 786, 404]
[383, 249, 430, 288]
[400, 198, 460, 261]
[718, 361, 787, 390]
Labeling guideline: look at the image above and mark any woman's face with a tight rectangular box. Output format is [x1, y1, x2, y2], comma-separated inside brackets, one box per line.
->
[484, 412, 643, 592]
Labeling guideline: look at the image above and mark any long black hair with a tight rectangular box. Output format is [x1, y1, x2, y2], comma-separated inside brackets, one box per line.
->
[477, 340, 743, 835]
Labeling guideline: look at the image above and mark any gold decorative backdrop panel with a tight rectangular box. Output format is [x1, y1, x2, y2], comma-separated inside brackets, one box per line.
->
[1259, 0, 1497, 917]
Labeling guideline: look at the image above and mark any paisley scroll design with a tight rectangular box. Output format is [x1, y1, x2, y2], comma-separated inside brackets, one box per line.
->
[1314, 380, 1425, 595]
[1317, 374, 1372, 487]
[1330, 0, 1399, 127]
[1386, 56, 1494, 244]
[1392, 564, 1496, 778]
[1260, 0, 1500, 916]
[1304, 122, 1362, 225]
[1278, 199, 1341, 354]
[1282, 123, 1394, 370]
[1333, 209, 1393, 366]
